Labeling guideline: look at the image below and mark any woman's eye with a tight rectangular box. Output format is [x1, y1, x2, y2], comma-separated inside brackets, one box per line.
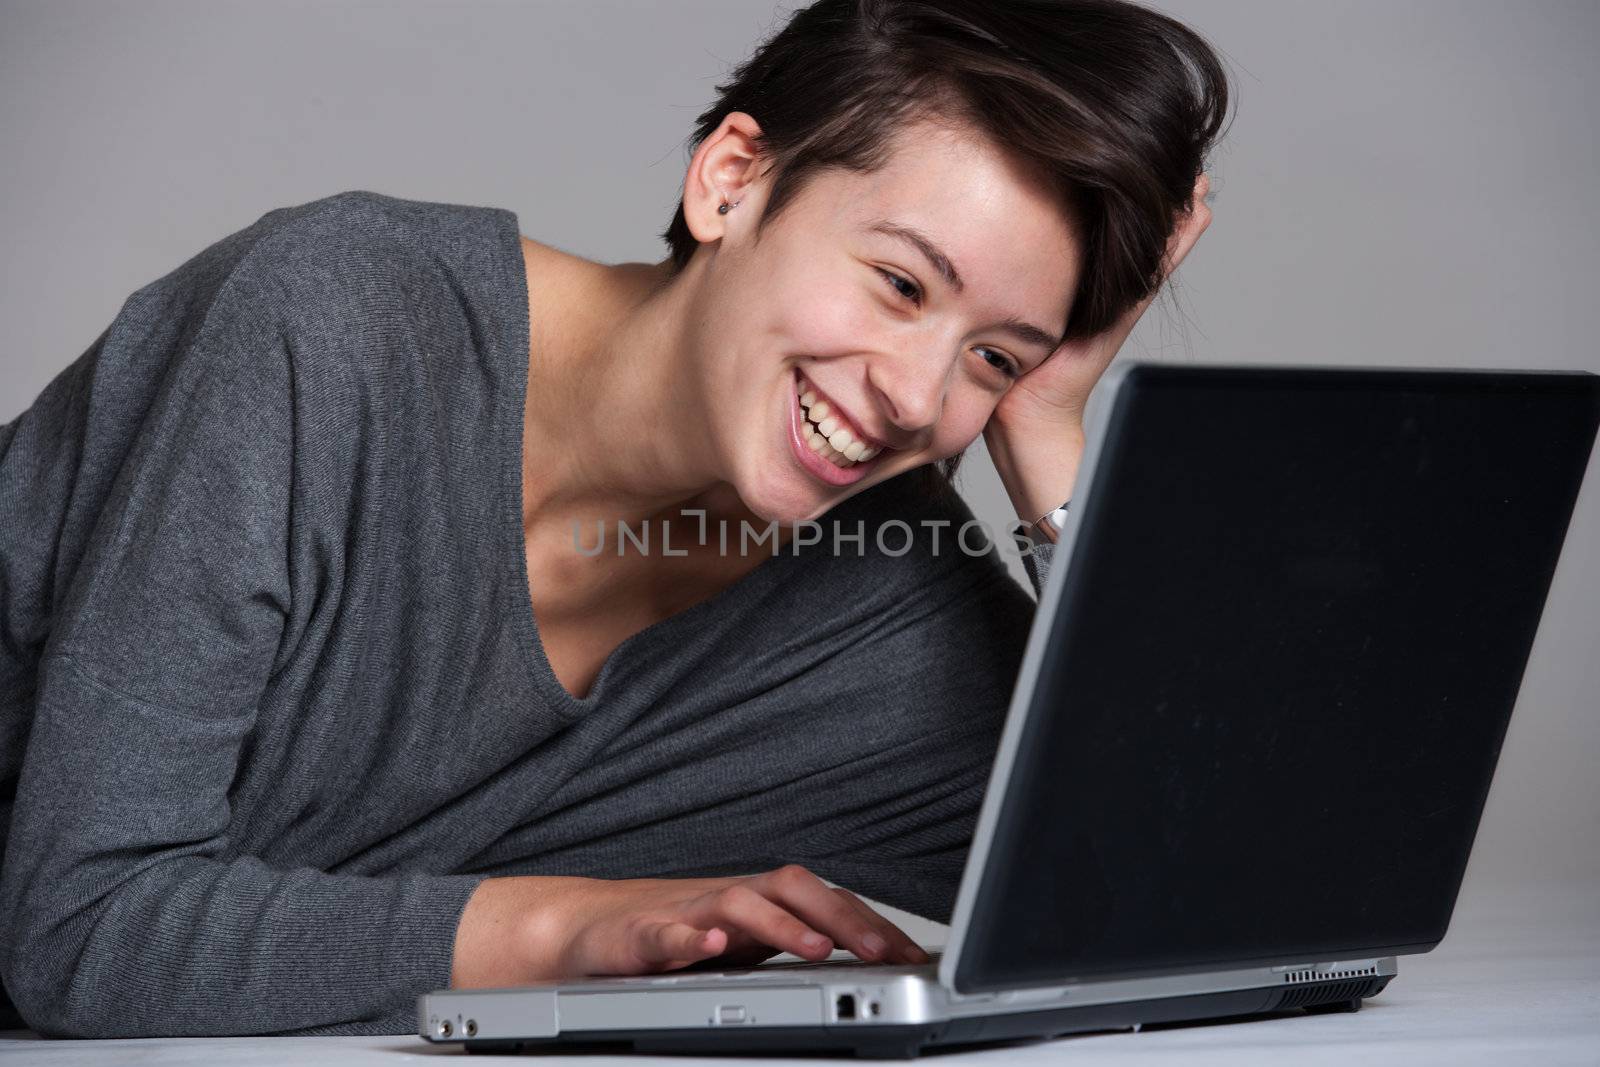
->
[977, 347, 1020, 379]
[875, 267, 922, 307]
[874, 267, 1018, 379]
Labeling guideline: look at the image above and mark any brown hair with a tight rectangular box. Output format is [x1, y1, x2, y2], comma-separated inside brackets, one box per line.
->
[661, 0, 1232, 494]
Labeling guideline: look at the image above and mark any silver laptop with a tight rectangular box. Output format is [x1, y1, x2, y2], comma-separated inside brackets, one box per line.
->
[420, 361, 1600, 1057]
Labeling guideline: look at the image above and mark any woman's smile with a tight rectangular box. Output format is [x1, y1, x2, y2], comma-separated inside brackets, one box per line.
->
[786, 368, 890, 486]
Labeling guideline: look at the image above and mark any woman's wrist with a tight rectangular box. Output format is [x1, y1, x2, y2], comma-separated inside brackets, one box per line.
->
[452, 874, 595, 988]
[984, 419, 1087, 529]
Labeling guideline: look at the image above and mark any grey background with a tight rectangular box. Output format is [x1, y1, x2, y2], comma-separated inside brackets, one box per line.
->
[2, 0, 1595, 939]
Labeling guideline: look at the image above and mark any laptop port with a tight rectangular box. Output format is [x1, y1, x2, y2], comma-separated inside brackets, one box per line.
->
[835, 993, 857, 1020]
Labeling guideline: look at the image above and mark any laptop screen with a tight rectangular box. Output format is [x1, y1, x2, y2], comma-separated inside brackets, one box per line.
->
[951, 364, 1600, 993]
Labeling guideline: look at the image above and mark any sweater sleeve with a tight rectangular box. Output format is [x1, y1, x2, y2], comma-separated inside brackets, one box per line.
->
[766, 476, 1073, 921]
[1020, 538, 1055, 597]
[0, 276, 483, 1037]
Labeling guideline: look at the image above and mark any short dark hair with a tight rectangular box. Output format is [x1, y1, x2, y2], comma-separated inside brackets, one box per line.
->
[661, 0, 1232, 495]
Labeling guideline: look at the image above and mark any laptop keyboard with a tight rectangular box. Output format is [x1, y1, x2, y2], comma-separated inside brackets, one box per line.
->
[741, 949, 943, 973]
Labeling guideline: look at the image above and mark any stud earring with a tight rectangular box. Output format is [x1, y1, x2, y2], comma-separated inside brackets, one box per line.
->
[718, 199, 741, 215]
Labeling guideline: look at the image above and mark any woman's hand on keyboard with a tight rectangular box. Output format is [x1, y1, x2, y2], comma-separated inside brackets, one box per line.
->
[450, 865, 928, 987]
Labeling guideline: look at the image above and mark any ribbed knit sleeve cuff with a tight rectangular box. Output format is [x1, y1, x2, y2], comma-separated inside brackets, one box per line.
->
[1021, 539, 1055, 596]
[279, 871, 488, 1037]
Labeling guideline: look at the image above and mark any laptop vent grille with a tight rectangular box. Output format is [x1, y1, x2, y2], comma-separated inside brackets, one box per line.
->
[1273, 977, 1382, 1010]
[1282, 964, 1377, 984]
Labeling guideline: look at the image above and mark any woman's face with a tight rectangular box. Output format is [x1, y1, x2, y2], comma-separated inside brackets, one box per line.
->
[687, 117, 1083, 525]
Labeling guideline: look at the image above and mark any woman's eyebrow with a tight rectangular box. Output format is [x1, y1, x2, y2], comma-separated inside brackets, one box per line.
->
[994, 316, 1064, 352]
[868, 220, 966, 293]
[866, 219, 1065, 351]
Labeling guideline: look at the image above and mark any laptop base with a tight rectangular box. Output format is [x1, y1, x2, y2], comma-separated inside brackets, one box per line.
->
[458, 976, 1390, 1058]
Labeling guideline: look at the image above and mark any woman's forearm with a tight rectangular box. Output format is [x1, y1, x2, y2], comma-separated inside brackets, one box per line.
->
[984, 421, 1087, 529]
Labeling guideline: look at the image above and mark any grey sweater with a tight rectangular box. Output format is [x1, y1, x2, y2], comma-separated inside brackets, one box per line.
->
[0, 191, 1055, 1038]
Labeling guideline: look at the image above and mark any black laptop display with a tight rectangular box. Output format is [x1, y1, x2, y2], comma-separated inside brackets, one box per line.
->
[954, 364, 1600, 992]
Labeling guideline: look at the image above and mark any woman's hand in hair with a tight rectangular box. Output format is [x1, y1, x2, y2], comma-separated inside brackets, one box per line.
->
[450, 866, 928, 988]
[993, 172, 1212, 431]
[984, 173, 1213, 525]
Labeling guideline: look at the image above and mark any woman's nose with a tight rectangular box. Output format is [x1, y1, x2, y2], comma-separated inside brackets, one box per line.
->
[867, 347, 951, 437]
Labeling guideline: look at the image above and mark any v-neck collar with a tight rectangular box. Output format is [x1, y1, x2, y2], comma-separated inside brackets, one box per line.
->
[489, 209, 803, 715]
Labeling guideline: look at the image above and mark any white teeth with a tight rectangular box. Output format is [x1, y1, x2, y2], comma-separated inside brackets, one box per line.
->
[797, 377, 885, 470]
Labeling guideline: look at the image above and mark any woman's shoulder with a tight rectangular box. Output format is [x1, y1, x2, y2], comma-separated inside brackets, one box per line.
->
[111, 190, 520, 362]
[141, 190, 527, 418]
[247, 188, 516, 261]
[70, 189, 525, 494]
[219, 189, 520, 324]
[799, 467, 1028, 604]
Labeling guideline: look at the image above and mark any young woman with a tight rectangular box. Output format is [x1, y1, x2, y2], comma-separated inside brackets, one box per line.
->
[0, 0, 1226, 1038]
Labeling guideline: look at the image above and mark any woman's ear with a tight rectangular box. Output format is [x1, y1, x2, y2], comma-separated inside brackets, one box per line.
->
[682, 111, 768, 246]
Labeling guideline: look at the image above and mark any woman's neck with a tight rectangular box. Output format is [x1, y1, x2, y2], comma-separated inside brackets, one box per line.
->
[516, 237, 745, 537]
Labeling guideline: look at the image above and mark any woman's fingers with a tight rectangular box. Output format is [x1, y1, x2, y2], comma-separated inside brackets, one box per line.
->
[752, 865, 879, 960]
[830, 886, 930, 964]
[588, 870, 934, 979]
[749, 865, 920, 964]
[635, 920, 727, 967]
[701, 881, 837, 961]
[1164, 172, 1213, 275]
[1100, 175, 1213, 356]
